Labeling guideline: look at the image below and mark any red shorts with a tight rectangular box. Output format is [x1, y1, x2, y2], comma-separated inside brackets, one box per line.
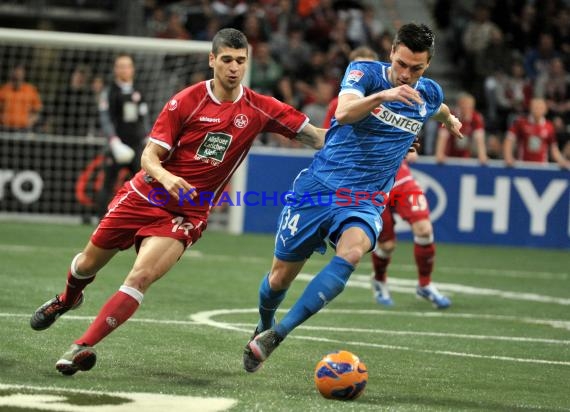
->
[378, 180, 430, 242]
[91, 184, 207, 251]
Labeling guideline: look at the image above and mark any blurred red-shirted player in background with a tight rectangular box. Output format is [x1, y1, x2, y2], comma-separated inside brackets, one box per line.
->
[503, 97, 570, 169]
[323, 46, 451, 309]
[30, 28, 326, 375]
[435, 92, 488, 164]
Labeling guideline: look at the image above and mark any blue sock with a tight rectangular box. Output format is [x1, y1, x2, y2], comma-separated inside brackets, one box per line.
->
[258, 273, 287, 331]
[274, 256, 354, 338]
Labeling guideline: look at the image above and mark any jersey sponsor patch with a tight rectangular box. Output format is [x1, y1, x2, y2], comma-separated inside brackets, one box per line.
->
[346, 70, 364, 83]
[195, 132, 232, 166]
[168, 99, 178, 111]
[370, 104, 423, 134]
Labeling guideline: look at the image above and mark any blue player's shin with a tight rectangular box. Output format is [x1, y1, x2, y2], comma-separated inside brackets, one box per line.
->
[258, 273, 287, 331]
[274, 256, 354, 338]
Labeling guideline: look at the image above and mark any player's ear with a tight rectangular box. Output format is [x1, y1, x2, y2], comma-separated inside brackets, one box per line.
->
[208, 52, 215, 69]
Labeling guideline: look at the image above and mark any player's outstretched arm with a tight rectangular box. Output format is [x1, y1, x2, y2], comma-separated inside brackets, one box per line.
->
[431, 103, 463, 139]
[141, 140, 196, 201]
[294, 123, 326, 149]
[335, 85, 424, 125]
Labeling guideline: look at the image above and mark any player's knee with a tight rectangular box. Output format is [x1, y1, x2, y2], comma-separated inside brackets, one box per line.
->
[75, 253, 98, 276]
[268, 263, 298, 290]
[412, 219, 433, 239]
[268, 274, 290, 290]
[337, 247, 365, 266]
[124, 267, 160, 293]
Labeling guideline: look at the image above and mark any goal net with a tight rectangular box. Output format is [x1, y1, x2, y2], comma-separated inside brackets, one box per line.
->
[0, 28, 232, 229]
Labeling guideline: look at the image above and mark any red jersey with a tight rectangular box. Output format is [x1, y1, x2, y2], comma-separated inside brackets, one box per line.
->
[508, 116, 555, 162]
[323, 97, 338, 128]
[444, 110, 485, 158]
[392, 159, 414, 189]
[130, 81, 308, 216]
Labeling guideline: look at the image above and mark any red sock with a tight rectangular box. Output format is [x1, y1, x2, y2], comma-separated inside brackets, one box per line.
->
[60, 269, 95, 307]
[414, 243, 435, 287]
[371, 252, 390, 282]
[75, 287, 142, 347]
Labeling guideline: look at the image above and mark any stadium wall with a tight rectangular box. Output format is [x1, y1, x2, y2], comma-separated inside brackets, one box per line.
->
[238, 148, 570, 249]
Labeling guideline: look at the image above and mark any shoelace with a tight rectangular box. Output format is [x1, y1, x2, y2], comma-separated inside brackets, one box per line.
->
[42, 296, 66, 316]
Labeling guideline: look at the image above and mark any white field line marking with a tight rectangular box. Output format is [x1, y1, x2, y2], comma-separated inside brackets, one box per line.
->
[360, 262, 570, 281]
[5, 306, 570, 331]
[0, 313, 200, 326]
[5, 308, 570, 339]
[226, 322, 570, 345]
[183, 251, 569, 281]
[1, 243, 567, 280]
[3, 309, 568, 364]
[190, 309, 570, 367]
[0, 384, 236, 412]
[187, 308, 570, 332]
[341, 274, 570, 306]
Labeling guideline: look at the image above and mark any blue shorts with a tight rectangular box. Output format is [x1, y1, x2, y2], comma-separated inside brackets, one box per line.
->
[274, 170, 384, 262]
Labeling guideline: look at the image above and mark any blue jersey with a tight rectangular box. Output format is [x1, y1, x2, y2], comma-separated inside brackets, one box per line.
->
[308, 61, 443, 195]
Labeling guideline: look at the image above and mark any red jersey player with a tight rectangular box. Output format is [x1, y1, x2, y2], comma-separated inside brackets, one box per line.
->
[30, 28, 326, 375]
[323, 46, 450, 309]
[503, 97, 570, 168]
[369, 153, 450, 309]
[435, 92, 488, 164]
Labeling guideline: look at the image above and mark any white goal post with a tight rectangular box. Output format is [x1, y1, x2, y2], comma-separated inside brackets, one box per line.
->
[0, 28, 248, 231]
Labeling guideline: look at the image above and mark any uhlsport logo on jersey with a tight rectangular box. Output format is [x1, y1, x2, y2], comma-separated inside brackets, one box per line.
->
[371, 104, 423, 134]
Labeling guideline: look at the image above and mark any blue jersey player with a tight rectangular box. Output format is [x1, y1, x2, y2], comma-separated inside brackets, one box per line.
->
[243, 23, 463, 373]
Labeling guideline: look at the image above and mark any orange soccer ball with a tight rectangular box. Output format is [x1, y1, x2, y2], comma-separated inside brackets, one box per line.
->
[314, 350, 368, 400]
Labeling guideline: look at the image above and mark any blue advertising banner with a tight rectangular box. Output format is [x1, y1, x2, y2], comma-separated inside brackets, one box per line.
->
[243, 149, 570, 249]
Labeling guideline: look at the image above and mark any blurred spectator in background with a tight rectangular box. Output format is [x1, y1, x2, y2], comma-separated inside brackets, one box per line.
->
[96, 54, 150, 218]
[371, 31, 394, 62]
[250, 42, 283, 96]
[509, 3, 538, 55]
[146, 6, 168, 37]
[436, 92, 488, 164]
[211, 0, 248, 27]
[240, 12, 270, 50]
[0, 64, 42, 131]
[157, 11, 190, 39]
[534, 57, 570, 123]
[503, 97, 570, 168]
[553, 115, 570, 160]
[362, 4, 384, 43]
[485, 60, 532, 135]
[301, 76, 334, 129]
[523, 33, 560, 81]
[461, 4, 500, 103]
[52, 64, 98, 137]
[551, 7, 570, 66]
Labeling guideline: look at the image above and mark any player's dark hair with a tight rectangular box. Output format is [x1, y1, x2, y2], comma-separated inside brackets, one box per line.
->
[393, 23, 435, 60]
[212, 28, 248, 55]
